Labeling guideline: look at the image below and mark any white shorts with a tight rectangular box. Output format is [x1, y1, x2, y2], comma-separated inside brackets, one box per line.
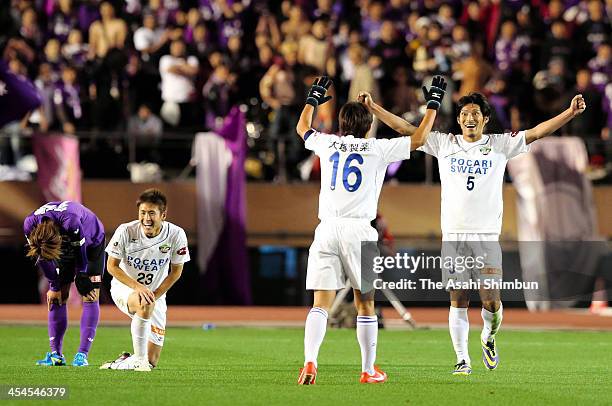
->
[441, 233, 503, 289]
[306, 219, 379, 291]
[110, 281, 168, 346]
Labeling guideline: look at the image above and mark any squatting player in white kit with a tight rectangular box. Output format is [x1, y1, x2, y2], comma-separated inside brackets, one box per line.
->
[102, 189, 190, 371]
[364, 91, 586, 375]
[295, 76, 447, 384]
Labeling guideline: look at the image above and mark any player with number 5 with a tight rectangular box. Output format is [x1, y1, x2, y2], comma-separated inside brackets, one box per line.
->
[102, 189, 189, 371]
[362, 90, 587, 375]
[24, 201, 105, 367]
[295, 75, 446, 384]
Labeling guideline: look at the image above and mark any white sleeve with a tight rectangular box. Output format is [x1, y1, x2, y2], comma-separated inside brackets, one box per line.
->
[171, 228, 190, 265]
[159, 55, 171, 73]
[133, 28, 150, 51]
[304, 129, 330, 154]
[417, 131, 443, 157]
[105, 225, 126, 260]
[491, 131, 529, 159]
[187, 56, 199, 67]
[374, 137, 411, 164]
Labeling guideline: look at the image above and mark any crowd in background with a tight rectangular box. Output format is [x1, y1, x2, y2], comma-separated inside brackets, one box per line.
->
[0, 0, 610, 181]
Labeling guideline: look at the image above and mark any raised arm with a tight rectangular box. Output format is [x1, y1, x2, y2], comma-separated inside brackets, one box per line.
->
[525, 95, 586, 144]
[410, 76, 447, 150]
[296, 76, 332, 140]
[358, 91, 418, 136]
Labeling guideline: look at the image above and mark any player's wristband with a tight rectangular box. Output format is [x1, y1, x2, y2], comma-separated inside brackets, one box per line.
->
[426, 100, 441, 110]
[306, 97, 319, 107]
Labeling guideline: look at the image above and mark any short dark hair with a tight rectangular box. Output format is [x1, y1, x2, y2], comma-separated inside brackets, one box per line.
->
[457, 92, 492, 118]
[339, 102, 373, 138]
[137, 189, 167, 212]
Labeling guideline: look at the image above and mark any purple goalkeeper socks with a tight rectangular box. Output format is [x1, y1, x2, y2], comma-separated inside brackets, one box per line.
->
[78, 301, 100, 354]
[48, 303, 68, 354]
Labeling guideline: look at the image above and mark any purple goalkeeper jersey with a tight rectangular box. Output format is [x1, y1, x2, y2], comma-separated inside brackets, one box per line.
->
[24, 202, 105, 290]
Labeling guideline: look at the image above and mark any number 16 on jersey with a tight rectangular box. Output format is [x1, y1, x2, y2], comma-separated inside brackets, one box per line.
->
[329, 152, 363, 192]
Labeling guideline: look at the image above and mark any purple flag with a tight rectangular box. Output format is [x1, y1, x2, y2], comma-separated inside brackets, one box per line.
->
[198, 107, 251, 304]
[0, 60, 41, 127]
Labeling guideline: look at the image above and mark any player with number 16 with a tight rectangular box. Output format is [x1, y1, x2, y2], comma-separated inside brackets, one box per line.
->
[295, 75, 447, 384]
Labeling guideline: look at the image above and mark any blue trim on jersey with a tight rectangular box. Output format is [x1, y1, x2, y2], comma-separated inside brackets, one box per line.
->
[303, 129, 315, 140]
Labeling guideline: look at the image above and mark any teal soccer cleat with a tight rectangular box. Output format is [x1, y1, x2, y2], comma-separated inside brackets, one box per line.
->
[36, 351, 66, 366]
[482, 339, 499, 370]
[452, 360, 472, 376]
[72, 352, 89, 367]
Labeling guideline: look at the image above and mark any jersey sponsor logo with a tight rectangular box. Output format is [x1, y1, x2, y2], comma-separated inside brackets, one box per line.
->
[449, 157, 493, 175]
[150, 325, 166, 336]
[126, 256, 169, 272]
[89, 275, 102, 283]
[34, 201, 70, 215]
[480, 146, 491, 155]
[177, 247, 188, 255]
[159, 243, 171, 253]
[328, 140, 371, 153]
[113, 241, 119, 247]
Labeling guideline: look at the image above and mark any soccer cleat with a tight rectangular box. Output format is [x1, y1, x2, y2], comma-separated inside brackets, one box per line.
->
[36, 351, 66, 366]
[482, 339, 499, 370]
[359, 365, 387, 384]
[297, 362, 317, 385]
[452, 360, 472, 376]
[72, 352, 89, 367]
[133, 357, 152, 372]
[99, 351, 131, 369]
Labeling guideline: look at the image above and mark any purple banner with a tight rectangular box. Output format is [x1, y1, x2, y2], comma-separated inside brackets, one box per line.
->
[32, 134, 82, 202]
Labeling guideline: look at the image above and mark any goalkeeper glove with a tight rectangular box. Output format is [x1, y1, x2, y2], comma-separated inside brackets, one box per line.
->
[422, 75, 447, 110]
[306, 76, 333, 107]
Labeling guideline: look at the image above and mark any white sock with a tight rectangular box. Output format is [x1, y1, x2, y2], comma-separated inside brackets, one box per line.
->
[449, 307, 470, 365]
[304, 307, 328, 367]
[356, 315, 378, 375]
[481, 303, 503, 343]
[131, 315, 151, 360]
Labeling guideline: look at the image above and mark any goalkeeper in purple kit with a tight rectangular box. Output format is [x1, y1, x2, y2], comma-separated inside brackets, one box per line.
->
[24, 201, 105, 367]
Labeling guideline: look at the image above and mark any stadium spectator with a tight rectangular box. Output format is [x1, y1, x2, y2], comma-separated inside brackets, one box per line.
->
[202, 60, 236, 130]
[588, 42, 611, 92]
[48, 0, 79, 44]
[52, 65, 82, 134]
[127, 104, 163, 164]
[280, 4, 311, 41]
[540, 20, 574, 71]
[298, 18, 331, 74]
[19, 7, 43, 50]
[133, 12, 168, 63]
[88, 2, 127, 61]
[565, 69, 606, 138]
[159, 39, 199, 129]
[259, 41, 305, 180]
[61, 29, 89, 69]
[494, 20, 530, 77]
[575, 0, 611, 63]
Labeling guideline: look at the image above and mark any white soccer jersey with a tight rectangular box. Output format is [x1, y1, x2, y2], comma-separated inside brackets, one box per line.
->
[105, 220, 190, 296]
[304, 129, 411, 221]
[418, 130, 529, 234]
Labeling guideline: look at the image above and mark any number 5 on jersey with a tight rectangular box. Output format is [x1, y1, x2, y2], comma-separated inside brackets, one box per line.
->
[329, 152, 363, 192]
[466, 175, 475, 191]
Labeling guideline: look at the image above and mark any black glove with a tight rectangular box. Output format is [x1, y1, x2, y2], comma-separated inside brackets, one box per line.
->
[75, 273, 100, 296]
[422, 76, 447, 110]
[306, 76, 333, 107]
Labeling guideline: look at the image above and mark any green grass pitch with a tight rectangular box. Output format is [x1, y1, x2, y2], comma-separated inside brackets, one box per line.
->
[0, 325, 611, 405]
